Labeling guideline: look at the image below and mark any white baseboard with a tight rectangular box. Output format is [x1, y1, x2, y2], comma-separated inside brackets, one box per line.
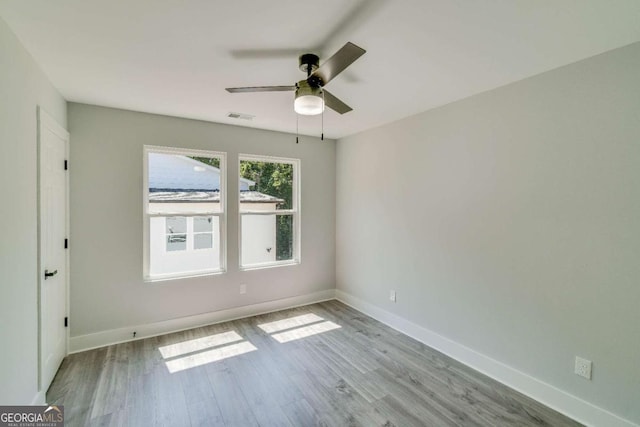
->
[335, 290, 638, 427]
[69, 289, 335, 353]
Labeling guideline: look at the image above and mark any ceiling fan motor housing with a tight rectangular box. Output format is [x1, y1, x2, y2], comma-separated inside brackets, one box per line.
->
[296, 79, 322, 96]
[299, 53, 320, 76]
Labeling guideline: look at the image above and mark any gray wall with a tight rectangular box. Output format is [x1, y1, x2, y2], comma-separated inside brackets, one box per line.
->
[0, 17, 67, 404]
[336, 42, 640, 423]
[68, 103, 335, 337]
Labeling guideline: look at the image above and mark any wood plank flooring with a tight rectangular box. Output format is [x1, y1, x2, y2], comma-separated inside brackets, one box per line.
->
[47, 300, 582, 426]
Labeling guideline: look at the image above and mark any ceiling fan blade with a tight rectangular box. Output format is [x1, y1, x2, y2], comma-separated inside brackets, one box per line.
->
[323, 90, 352, 114]
[229, 48, 313, 60]
[226, 85, 295, 93]
[310, 42, 366, 86]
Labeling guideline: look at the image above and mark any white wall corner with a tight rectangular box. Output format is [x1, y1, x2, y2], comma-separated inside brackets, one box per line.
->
[69, 289, 336, 353]
[334, 289, 638, 427]
[31, 390, 46, 406]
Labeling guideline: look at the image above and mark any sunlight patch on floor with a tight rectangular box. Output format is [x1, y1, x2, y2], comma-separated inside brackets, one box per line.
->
[257, 313, 326, 334]
[164, 341, 258, 373]
[271, 320, 341, 343]
[159, 330, 256, 373]
[159, 330, 244, 359]
[160, 313, 342, 372]
[258, 312, 342, 343]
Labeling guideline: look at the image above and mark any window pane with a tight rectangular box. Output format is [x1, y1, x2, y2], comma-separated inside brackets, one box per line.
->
[239, 160, 292, 211]
[148, 152, 222, 214]
[241, 214, 277, 265]
[166, 216, 187, 234]
[167, 234, 187, 251]
[275, 214, 293, 261]
[241, 214, 293, 265]
[194, 216, 213, 233]
[151, 215, 221, 274]
[194, 233, 213, 250]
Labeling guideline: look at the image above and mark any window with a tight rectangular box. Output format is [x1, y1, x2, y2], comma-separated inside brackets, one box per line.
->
[239, 155, 300, 269]
[144, 146, 226, 279]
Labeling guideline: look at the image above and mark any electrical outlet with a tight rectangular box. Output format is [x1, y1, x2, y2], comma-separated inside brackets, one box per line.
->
[240, 284, 247, 294]
[389, 290, 396, 302]
[574, 356, 592, 380]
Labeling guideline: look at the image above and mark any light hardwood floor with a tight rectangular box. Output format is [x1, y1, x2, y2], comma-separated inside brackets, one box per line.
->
[48, 300, 582, 426]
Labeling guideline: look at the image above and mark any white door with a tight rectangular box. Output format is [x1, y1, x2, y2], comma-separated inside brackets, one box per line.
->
[38, 108, 69, 391]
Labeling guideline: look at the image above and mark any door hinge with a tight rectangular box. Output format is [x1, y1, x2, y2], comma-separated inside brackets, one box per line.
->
[64, 317, 68, 327]
[64, 160, 68, 170]
[64, 238, 68, 249]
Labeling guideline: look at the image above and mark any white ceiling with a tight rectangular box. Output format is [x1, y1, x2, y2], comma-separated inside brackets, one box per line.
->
[1, 0, 639, 139]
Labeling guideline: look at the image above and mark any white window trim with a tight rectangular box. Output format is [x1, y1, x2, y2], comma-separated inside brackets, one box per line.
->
[238, 154, 301, 270]
[143, 145, 227, 281]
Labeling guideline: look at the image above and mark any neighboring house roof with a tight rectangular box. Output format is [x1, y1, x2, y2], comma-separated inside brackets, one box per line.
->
[149, 190, 284, 204]
[149, 153, 254, 191]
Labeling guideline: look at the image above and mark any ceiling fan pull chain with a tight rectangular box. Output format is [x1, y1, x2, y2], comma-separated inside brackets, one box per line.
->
[296, 112, 299, 144]
[321, 90, 325, 141]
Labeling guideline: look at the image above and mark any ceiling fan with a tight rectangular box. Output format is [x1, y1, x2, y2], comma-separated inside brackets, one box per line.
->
[226, 42, 366, 116]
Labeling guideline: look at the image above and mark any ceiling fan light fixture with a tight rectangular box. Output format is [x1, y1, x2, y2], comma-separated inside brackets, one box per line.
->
[294, 81, 324, 115]
[294, 94, 324, 115]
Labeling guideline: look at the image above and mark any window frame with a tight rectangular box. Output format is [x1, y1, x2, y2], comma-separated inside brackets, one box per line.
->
[143, 145, 227, 281]
[238, 154, 301, 270]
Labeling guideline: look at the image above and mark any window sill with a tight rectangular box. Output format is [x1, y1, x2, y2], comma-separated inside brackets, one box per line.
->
[239, 260, 300, 272]
[144, 269, 226, 283]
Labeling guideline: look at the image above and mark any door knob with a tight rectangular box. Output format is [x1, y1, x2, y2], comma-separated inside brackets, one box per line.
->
[44, 269, 58, 279]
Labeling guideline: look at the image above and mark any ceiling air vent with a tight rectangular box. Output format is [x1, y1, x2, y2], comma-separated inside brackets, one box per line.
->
[227, 112, 254, 121]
